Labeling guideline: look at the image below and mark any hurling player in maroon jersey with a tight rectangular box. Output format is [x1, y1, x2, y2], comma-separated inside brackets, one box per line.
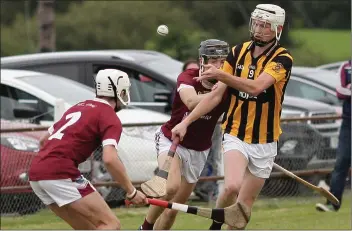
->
[28, 69, 147, 230]
[139, 39, 229, 230]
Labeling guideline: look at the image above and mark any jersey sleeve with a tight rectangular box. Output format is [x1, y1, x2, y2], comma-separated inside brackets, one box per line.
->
[176, 70, 196, 90]
[264, 53, 293, 83]
[98, 108, 122, 150]
[222, 46, 237, 75]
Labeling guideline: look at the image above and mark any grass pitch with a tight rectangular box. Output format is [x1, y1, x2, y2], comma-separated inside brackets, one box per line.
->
[1, 191, 351, 229]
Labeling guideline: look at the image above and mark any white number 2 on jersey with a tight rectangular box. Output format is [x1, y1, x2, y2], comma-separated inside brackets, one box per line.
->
[48, 112, 82, 140]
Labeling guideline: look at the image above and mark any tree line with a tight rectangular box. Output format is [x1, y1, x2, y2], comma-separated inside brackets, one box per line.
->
[1, 0, 350, 65]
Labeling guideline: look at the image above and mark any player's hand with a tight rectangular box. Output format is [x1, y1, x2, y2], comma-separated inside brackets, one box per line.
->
[194, 64, 222, 82]
[171, 122, 188, 141]
[130, 190, 148, 205]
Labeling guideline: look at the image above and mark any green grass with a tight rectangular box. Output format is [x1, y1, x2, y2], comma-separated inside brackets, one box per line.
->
[1, 192, 351, 230]
[290, 29, 351, 66]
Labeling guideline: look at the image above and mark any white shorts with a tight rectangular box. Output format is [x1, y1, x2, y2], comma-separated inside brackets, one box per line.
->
[30, 175, 96, 207]
[222, 133, 277, 178]
[155, 127, 209, 183]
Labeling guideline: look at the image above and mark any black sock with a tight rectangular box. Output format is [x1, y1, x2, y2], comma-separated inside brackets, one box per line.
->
[209, 220, 223, 230]
[142, 218, 154, 230]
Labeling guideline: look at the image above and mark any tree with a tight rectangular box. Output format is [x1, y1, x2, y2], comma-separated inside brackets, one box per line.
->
[37, 0, 55, 52]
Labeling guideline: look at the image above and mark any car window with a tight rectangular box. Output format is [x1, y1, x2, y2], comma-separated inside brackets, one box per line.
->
[18, 74, 95, 105]
[4, 84, 54, 121]
[26, 63, 81, 82]
[286, 79, 341, 106]
[141, 57, 183, 80]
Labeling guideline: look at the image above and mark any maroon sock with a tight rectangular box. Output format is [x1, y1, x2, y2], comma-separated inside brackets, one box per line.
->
[142, 218, 154, 230]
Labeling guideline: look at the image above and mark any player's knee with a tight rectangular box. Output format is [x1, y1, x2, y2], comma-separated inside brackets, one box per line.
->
[103, 216, 120, 230]
[112, 219, 121, 230]
[224, 183, 240, 197]
[165, 185, 179, 200]
[164, 209, 178, 219]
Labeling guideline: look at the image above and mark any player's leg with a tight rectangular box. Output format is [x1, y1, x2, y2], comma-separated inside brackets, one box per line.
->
[154, 176, 196, 229]
[30, 180, 97, 230]
[227, 142, 277, 229]
[48, 203, 96, 229]
[39, 177, 120, 229]
[154, 147, 208, 229]
[141, 152, 182, 229]
[209, 134, 249, 230]
[64, 191, 120, 229]
[140, 129, 183, 230]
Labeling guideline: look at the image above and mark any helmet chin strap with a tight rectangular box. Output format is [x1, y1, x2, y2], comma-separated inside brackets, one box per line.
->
[251, 35, 276, 47]
[107, 77, 120, 112]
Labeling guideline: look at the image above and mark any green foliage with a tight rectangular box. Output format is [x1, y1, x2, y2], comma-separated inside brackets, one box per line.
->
[55, 1, 211, 61]
[289, 29, 351, 66]
[1, 1, 350, 66]
[1, 14, 38, 56]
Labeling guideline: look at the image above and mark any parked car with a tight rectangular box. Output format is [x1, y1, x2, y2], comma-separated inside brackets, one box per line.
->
[1, 119, 44, 215]
[316, 61, 345, 73]
[1, 50, 181, 114]
[1, 69, 170, 212]
[0, 51, 344, 115]
[287, 66, 342, 115]
[265, 97, 340, 196]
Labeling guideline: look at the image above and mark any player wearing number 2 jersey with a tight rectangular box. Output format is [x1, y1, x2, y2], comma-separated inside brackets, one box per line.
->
[28, 69, 147, 230]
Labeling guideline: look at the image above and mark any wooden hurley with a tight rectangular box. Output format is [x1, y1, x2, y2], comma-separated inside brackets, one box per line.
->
[141, 136, 180, 198]
[273, 163, 339, 206]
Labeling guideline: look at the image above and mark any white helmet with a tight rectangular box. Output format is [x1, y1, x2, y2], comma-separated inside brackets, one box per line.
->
[95, 69, 131, 106]
[249, 4, 286, 45]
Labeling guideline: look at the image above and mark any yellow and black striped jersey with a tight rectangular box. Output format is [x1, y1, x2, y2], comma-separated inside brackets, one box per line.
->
[221, 41, 293, 144]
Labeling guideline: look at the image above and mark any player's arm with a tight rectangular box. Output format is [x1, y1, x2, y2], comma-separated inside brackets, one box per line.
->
[179, 85, 208, 111]
[172, 82, 226, 141]
[182, 82, 227, 126]
[217, 54, 293, 96]
[181, 49, 235, 126]
[99, 112, 146, 204]
[102, 145, 135, 195]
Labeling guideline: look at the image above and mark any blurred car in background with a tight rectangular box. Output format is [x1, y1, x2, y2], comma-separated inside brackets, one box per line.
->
[316, 61, 344, 73]
[287, 66, 342, 115]
[0, 51, 345, 116]
[266, 97, 340, 196]
[1, 119, 44, 215]
[1, 69, 170, 211]
[1, 50, 180, 114]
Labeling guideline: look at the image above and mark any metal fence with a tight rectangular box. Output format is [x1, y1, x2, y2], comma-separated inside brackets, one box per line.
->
[1, 115, 350, 216]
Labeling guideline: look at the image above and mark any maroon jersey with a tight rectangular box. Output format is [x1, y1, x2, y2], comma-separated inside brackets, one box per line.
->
[29, 98, 122, 181]
[162, 68, 227, 151]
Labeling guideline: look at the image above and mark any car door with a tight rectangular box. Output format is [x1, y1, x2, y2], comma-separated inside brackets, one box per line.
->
[86, 62, 173, 113]
[285, 77, 341, 107]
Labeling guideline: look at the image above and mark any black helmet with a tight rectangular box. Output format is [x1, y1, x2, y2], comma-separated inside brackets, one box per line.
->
[198, 39, 229, 85]
[199, 39, 229, 60]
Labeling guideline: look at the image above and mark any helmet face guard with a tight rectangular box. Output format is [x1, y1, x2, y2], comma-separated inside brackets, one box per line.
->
[249, 4, 285, 47]
[199, 39, 230, 85]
